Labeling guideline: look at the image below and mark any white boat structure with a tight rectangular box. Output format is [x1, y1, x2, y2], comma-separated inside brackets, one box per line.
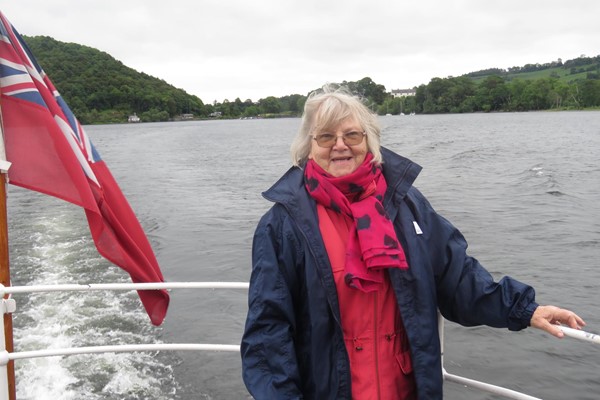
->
[0, 280, 598, 399]
[127, 113, 141, 123]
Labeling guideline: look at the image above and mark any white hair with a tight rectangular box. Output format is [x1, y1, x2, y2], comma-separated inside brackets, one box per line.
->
[290, 84, 382, 166]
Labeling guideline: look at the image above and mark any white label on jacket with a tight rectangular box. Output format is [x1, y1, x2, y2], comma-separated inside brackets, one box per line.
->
[413, 221, 423, 235]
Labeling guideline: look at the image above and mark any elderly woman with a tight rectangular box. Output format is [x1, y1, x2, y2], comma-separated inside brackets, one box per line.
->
[240, 86, 584, 399]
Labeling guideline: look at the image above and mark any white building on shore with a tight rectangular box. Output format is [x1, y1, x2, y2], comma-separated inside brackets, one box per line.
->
[390, 88, 416, 98]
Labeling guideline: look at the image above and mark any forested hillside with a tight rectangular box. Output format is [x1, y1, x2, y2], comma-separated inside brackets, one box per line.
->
[24, 35, 205, 123]
[23, 35, 600, 122]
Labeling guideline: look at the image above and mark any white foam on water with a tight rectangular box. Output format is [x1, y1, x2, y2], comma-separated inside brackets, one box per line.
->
[9, 198, 179, 399]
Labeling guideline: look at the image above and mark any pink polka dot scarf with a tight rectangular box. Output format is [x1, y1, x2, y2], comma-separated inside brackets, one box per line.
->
[304, 153, 409, 292]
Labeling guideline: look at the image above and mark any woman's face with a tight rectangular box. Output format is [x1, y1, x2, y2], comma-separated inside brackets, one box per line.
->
[308, 118, 368, 177]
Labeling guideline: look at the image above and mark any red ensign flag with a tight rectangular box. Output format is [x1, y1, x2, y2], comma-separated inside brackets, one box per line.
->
[0, 11, 169, 325]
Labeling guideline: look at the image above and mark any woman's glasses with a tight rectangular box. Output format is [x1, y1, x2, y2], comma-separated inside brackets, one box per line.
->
[312, 131, 366, 148]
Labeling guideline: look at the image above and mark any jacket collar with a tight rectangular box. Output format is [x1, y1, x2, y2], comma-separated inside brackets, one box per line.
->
[262, 147, 422, 207]
[380, 147, 422, 203]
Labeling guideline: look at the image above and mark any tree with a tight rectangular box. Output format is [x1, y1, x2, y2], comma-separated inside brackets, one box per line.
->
[258, 96, 281, 114]
[243, 105, 260, 117]
[343, 77, 387, 105]
[521, 78, 557, 110]
[580, 79, 600, 107]
[419, 77, 454, 113]
[506, 79, 532, 111]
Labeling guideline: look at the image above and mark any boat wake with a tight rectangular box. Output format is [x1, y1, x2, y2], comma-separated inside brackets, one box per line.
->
[9, 196, 180, 399]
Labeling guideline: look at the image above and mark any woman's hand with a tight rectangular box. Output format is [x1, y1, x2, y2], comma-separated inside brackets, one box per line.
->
[530, 305, 586, 338]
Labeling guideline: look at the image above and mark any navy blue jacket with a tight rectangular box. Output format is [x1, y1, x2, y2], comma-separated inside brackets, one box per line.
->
[241, 147, 538, 399]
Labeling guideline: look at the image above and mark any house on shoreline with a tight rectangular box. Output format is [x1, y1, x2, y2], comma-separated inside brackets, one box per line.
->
[390, 88, 416, 98]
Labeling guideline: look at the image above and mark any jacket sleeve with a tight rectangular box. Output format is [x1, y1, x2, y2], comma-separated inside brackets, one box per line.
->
[410, 189, 539, 331]
[241, 206, 304, 399]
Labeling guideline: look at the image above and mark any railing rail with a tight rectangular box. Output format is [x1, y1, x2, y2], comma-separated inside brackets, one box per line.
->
[6, 344, 240, 362]
[442, 371, 542, 400]
[0, 281, 249, 295]
[1, 282, 597, 400]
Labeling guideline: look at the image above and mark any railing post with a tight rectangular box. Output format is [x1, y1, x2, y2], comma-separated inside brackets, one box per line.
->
[0, 172, 15, 400]
[0, 295, 15, 400]
[0, 300, 9, 400]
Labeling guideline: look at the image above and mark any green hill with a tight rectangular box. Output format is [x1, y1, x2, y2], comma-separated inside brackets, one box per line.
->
[23, 35, 206, 123]
[464, 55, 600, 84]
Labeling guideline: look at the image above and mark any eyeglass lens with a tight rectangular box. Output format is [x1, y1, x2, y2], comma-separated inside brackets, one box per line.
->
[314, 131, 364, 147]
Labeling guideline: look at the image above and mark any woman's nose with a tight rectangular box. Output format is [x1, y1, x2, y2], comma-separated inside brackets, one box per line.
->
[332, 135, 347, 149]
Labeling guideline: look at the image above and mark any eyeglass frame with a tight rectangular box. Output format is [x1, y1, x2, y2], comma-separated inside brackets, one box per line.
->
[312, 131, 367, 148]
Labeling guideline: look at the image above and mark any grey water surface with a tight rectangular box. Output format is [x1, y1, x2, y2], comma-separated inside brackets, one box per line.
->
[8, 111, 600, 399]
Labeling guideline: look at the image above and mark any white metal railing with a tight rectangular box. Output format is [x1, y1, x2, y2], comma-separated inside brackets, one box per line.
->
[7, 344, 241, 361]
[0, 282, 597, 400]
[0, 281, 249, 295]
[0, 282, 248, 400]
[439, 312, 537, 400]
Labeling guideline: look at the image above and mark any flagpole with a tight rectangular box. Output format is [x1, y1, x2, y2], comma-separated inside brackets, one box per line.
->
[0, 108, 17, 400]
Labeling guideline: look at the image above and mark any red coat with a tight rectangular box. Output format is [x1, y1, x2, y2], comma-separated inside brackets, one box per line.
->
[317, 205, 417, 400]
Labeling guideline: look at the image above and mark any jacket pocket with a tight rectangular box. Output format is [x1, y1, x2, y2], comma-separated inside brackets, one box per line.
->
[395, 348, 413, 375]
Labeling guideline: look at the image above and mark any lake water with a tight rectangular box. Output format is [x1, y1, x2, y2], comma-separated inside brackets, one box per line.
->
[7, 111, 600, 399]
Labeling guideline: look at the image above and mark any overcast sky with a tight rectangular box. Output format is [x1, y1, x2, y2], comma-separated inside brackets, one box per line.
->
[2, 1, 599, 103]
